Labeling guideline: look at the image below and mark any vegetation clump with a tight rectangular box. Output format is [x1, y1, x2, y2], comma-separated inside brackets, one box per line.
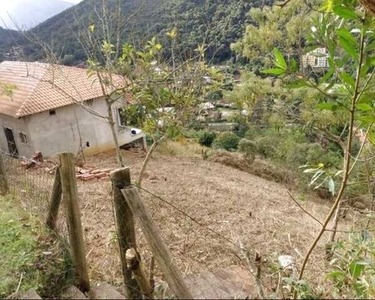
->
[0, 196, 73, 298]
[198, 131, 217, 147]
[212, 132, 241, 151]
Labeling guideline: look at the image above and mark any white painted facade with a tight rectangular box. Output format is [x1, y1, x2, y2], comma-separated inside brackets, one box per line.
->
[0, 97, 145, 158]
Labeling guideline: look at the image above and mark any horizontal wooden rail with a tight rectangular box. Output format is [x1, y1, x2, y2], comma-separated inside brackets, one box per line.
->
[122, 186, 192, 299]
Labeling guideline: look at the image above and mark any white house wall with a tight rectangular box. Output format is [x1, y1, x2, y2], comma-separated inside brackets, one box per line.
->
[25, 97, 144, 157]
[0, 113, 34, 157]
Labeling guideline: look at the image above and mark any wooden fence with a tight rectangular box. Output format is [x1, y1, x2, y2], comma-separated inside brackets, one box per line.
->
[0, 151, 192, 299]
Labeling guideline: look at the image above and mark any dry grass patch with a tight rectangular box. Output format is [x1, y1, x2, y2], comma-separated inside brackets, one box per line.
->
[71, 142, 362, 296]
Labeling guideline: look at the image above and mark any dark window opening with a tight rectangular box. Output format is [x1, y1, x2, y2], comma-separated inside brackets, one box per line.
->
[86, 141, 90, 147]
[117, 108, 126, 127]
[85, 99, 94, 108]
[3, 127, 18, 157]
[49, 110, 56, 115]
[19, 132, 28, 143]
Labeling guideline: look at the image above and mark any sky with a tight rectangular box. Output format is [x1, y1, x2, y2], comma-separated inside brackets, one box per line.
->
[0, 0, 82, 14]
[0, 0, 83, 29]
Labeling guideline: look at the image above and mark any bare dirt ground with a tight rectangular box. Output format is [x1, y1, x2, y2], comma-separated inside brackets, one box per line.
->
[72, 145, 361, 295]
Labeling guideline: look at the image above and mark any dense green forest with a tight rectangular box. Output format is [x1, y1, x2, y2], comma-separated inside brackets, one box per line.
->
[0, 0, 273, 64]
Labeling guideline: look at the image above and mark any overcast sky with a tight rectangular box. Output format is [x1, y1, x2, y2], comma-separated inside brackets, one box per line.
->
[1, 0, 82, 15]
[0, 0, 83, 29]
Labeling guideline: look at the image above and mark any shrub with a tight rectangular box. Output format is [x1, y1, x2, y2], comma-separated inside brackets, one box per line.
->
[284, 142, 312, 168]
[235, 123, 249, 138]
[198, 131, 217, 147]
[238, 139, 257, 164]
[182, 129, 200, 139]
[245, 126, 266, 140]
[213, 132, 241, 151]
[254, 136, 277, 158]
[238, 139, 257, 156]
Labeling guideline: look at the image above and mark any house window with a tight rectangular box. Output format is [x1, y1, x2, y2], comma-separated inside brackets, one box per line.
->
[117, 108, 126, 127]
[85, 99, 94, 108]
[49, 110, 56, 115]
[19, 132, 28, 143]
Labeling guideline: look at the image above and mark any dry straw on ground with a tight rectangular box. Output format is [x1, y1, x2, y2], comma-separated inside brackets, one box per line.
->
[1, 143, 366, 296]
[75, 143, 362, 294]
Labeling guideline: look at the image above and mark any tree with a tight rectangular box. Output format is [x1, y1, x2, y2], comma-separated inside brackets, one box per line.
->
[231, 0, 316, 67]
[266, 0, 375, 297]
[116, 31, 223, 186]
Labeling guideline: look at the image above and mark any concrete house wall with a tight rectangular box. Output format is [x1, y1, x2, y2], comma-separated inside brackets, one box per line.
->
[0, 97, 145, 157]
[0, 114, 35, 157]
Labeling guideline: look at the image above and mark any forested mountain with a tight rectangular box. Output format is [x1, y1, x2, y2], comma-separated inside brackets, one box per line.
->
[0, 0, 274, 65]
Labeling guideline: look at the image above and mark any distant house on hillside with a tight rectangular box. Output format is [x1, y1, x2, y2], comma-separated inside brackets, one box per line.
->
[0, 61, 145, 157]
[302, 48, 329, 69]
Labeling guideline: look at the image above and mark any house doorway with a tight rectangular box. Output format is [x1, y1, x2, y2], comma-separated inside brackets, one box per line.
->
[4, 127, 19, 157]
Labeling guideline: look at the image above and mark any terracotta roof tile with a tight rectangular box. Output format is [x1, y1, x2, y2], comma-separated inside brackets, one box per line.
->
[0, 61, 130, 118]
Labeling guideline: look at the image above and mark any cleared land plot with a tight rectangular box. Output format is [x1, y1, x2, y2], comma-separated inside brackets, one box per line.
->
[74, 147, 361, 294]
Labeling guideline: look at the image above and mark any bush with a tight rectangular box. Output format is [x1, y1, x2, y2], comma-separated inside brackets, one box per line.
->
[238, 138, 257, 155]
[198, 131, 217, 147]
[254, 136, 277, 158]
[235, 123, 249, 138]
[213, 132, 241, 151]
[238, 139, 257, 164]
[182, 129, 200, 139]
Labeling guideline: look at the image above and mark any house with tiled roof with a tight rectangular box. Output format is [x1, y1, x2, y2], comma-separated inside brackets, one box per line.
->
[301, 48, 329, 69]
[0, 61, 145, 157]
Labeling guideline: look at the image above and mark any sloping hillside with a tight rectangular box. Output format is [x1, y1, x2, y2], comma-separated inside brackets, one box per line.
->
[0, 0, 274, 65]
[75, 147, 359, 292]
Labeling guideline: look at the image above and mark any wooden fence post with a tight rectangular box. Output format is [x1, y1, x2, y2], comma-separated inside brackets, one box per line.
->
[0, 153, 9, 195]
[126, 248, 153, 299]
[46, 166, 62, 231]
[110, 168, 141, 299]
[59, 153, 90, 292]
[121, 186, 193, 299]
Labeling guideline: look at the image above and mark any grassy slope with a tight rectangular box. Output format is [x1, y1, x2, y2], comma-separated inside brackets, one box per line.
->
[0, 196, 73, 298]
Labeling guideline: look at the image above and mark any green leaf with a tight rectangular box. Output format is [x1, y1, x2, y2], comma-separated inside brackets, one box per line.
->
[286, 79, 312, 89]
[365, 39, 375, 52]
[303, 168, 319, 174]
[333, 5, 358, 20]
[317, 103, 337, 110]
[273, 48, 287, 70]
[357, 103, 373, 111]
[353, 282, 367, 298]
[319, 69, 334, 84]
[339, 36, 358, 60]
[320, 0, 334, 12]
[350, 261, 365, 279]
[261, 68, 285, 75]
[326, 270, 346, 280]
[339, 72, 355, 89]
[369, 131, 375, 144]
[336, 28, 357, 45]
[359, 115, 375, 123]
[358, 93, 375, 104]
[290, 58, 298, 72]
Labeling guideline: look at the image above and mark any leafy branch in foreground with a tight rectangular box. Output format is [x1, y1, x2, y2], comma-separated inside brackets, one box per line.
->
[0, 82, 17, 98]
[265, 0, 375, 297]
